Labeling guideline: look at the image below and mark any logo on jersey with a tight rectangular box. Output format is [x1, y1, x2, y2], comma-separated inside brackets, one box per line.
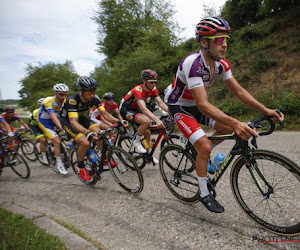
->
[69, 99, 77, 105]
[136, 86, 143, 93]
[126, 113, 133, 120]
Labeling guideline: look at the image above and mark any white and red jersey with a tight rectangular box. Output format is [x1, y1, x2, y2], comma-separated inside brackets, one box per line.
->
[89, 101, 118, 121]
[167, 50, 233, 106]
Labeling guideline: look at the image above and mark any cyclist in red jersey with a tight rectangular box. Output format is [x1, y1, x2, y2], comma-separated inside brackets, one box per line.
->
[2, 106, 30, 133]
[119, 69, 168, 157]
[167, 17, 284, 213]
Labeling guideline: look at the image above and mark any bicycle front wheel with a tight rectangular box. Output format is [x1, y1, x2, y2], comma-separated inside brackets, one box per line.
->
[108, 146, 144, 194]
[231, 150, 300, 236]
[7, 150, 30, 178]
[159, 144, 199, 204]
[20, 138, 37, 161]
[45, 143, 59, 173]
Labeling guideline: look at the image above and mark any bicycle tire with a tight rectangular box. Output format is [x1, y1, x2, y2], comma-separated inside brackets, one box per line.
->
[159, 144, 199, 204]
[108, 146, 144, 194]
[7, 150, 30, 179]
[230, 150, 300, 236]
[69, 147, 97, 186]
[118, 135, 146, 169]
[20, 138, 37, 161]
[45, 143, 59, 173]
[34, 141, 48, 165]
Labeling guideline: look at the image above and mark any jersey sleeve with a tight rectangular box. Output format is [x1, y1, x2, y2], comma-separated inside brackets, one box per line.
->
[44, 98, 55, 114]
[219, 59, 233, 81]
[181, 54, 204, 90]
[112, 102, 118, 110]
[93, 95, 102, 107]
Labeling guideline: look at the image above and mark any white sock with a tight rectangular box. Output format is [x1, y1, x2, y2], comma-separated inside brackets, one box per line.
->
[56, 157, 63, 165]
[197, 176, 209, 198]
[135, 134, 142, 143]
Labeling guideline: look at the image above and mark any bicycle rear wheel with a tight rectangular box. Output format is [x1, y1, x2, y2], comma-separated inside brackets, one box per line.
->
[231, 150, 300, 236]
[159, 144, 199, 204]
[118, 135, 146, 169]
[108, 146, 144, 194]
[7, 150, 30, 178]
[20, 138, 37, 161]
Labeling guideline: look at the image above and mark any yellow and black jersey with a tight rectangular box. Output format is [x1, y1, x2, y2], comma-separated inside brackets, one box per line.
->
[60, 93, 103, 120]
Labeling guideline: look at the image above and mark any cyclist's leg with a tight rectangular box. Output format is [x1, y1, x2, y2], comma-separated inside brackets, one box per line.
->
[169, 105, 224, 213]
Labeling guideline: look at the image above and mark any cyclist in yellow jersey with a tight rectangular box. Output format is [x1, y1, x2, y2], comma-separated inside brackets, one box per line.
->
[60, 76, 127, 181]
[38, 83, 69, 174]
[29, 98, 48, 164]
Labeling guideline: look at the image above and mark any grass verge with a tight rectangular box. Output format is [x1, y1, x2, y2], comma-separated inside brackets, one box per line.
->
[0, 207, 66, 250]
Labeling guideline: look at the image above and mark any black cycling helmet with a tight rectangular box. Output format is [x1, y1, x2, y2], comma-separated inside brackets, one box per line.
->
[103, 92, 114, 100]
[141, 69, 158, 80]
[77, 76, 98, 91]
[5, 106, 15, 112]
[195, 16, 231, 42]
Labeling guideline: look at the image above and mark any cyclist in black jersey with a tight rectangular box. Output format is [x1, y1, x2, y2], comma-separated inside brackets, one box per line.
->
[60, 76, 127, 181]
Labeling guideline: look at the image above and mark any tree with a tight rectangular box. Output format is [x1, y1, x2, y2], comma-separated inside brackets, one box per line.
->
[18, 61, 78, 111]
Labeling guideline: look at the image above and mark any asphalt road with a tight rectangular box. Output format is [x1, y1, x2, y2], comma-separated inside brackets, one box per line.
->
[1, 131, 299, 250]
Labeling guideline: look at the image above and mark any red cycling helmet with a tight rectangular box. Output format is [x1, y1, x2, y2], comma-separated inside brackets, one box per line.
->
[195, 16, 231, 42]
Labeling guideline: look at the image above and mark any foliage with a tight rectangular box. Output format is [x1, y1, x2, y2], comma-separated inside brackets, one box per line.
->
[0, 208, 66, 249]
[18, 61, 79, 111]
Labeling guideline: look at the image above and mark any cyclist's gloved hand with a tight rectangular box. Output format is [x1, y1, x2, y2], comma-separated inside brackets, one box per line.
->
[7, 132, 14, 137]
[120, 120, 128, 127]
[86, 131, 97, 141]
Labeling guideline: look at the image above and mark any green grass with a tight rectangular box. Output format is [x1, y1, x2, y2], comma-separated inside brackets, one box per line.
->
[0, 208, 66, 250]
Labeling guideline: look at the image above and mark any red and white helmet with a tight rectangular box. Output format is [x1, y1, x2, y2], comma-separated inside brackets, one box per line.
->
[195, 16, 231, 41]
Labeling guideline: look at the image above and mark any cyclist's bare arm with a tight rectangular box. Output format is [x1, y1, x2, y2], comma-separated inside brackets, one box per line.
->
[99, 111, 114, 127]
[137, 100, 165, 128]
[99, 109, 118, 125]
[19, 119, 30, 131]
[225, 77, 284, 122]
[154, 96, 168, 113]
[49, 113, 63, 131]
[191, 86, 258, 141]
[114, 108, 123, 121]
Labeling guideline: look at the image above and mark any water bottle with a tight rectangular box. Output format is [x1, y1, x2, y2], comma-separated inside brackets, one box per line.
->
[148, 138, 155, 149]
[88, 149, 98, 163]
[108, 138, 114, 146]
[207, 153, 225, 174]
[141, 139, 149, 150]
[66, 139, 73, 148]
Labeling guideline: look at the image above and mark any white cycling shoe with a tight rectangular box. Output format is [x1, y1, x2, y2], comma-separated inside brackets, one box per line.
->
[133, 142, 147, 154]
[57, 164, 68, 175]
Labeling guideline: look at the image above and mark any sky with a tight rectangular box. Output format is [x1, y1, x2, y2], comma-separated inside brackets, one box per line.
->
[0, 0, 226, 100]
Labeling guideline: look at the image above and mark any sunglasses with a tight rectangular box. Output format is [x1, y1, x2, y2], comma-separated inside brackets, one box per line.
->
[147, 80, 157, 84]
[57, 93, 68, 97]
[84, 90, 96, 95]
[203, 35, 229, 46]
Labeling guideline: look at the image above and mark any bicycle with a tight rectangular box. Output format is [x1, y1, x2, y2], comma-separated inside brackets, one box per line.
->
[69, 123, 144, 194]
[159, 116, 300, 236]
[118, 123, 183, 169]
[0, 135, 30, 179]
[45, 132, 72, 173]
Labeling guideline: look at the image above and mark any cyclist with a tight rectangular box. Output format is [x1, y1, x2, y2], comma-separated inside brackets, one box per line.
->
[119, 69, 168, 159]
[38, 83, 69, 175]
[60, 76, 127, 181]
[167, 17, 284, 213]
[29, 98, 48, 164]
[2, 106, 30, 133]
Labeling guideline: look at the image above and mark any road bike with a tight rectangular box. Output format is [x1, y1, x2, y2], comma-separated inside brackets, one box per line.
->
[69, 124, 144, 194]
[118, 123, 183, 169]
[0, 135, 30, 178]
[159, 116, 300, 236]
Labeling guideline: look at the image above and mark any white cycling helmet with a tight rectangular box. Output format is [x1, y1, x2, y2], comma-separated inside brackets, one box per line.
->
[53, 83, 69, 92]
[37, 98, 45, 105]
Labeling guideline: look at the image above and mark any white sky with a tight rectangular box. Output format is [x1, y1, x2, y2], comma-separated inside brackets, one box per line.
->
[0, 0, 226, 100]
